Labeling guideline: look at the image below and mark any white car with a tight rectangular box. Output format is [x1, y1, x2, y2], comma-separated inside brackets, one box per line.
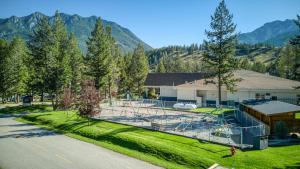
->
[184, 103, 197, 109]
[173, 103, 197, 110]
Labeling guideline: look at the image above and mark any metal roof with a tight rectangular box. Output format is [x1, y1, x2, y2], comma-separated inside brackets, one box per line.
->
[242, 100, 300, 116]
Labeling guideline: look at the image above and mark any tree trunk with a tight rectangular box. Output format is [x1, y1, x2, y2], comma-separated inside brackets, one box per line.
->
[2, 94, 5, 103]
[16, 94, 19, 104]
[40, 91, 44, 102]
[218, 73, 222, 108]
[52, 93, 58, 111]
[104, 88, 107, 99]
[51, 98, 55, 110]
[108, 82, 112, 106]
[137, 81, 140, 98]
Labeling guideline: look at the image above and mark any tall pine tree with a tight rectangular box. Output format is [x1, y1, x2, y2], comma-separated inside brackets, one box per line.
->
[203, 0, 240, 106]
[28, 16, 54, 101]
[128, 44, 149, 97]
[86, 18, 112, 93]
[156, 58, 166, 73]
[67, 33, 83, 94]
[7, 37, 29, 102]
[0, 39, 9, 102]
[289, 15, 300, 81]
[48, 11, 72, 109]
[117, 53, 132, 96]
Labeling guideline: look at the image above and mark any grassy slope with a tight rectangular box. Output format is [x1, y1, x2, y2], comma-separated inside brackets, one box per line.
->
[16, 110, 300, 169]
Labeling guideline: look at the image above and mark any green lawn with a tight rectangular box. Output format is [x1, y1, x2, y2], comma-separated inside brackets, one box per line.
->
[0, 105, 52, 114]
[14, 108, 300, 169]
[190, 107, 233, 115]
[296, 113, 300, 119]
[0, 102, 21, 107]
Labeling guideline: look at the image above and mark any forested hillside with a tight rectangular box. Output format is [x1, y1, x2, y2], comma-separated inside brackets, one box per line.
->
[147, 43, 277, 73]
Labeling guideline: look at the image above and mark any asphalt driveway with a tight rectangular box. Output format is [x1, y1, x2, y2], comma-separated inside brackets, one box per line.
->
[0, 116, 162, 169]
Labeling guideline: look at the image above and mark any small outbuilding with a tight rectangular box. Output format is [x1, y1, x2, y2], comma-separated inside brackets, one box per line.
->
[240, 100, 300, 134]
[22, 95, 32, 106]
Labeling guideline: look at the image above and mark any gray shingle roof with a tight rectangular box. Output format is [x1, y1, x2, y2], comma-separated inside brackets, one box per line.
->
[176, 70, 300, 90]
[145, 73, 209, 86]
[243, 100, 300, 115]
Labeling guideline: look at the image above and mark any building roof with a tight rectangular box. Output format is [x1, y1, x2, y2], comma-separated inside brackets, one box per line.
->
[242, 100, 300, 116]
[145, 73, 209, 86]
[176, 70, 300, 90]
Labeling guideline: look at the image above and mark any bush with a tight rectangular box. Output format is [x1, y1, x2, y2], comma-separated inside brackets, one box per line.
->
[77, 80, 101, 118]
[148, 88, 157, 99]
[59, 87, 74, 110]
[275, 121, 288, 139]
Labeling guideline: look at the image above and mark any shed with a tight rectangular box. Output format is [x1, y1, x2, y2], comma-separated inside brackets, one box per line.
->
[240, 100, 300, 134]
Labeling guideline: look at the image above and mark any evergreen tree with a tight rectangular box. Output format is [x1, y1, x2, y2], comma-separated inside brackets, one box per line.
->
[67, 33, 83, 94]
[173, 57, 186, 72]
[86, 18, 112, 92]
[289, 15, 300, 81]
[29, 11, 73, 109]
[202, 0, 240, 106]
[105, 26, 120, 103]
[28, 16, 55, 101]
[163, 54, 174, 73]
[0, 39, 9, 102]
[118, 53, 133, 96]
[252, 62, 266, 73]
[48, 11, 72, 109]
[156, 58, 166, 73]
[128, 44, 149, 97]
[6, 37, 29, 102]
[278, 45, 296, 79]
[117, 54, 130, 96]
[240, 58, 252, 70]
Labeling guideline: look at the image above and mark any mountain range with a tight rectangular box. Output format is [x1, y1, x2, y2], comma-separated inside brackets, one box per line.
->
[0, 12, 299, 53]
[238, 19, 300, 46]
[0, 12, 152, 53]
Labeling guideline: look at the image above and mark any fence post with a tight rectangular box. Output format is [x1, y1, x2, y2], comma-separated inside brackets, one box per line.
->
[209, 125, 211, 141]
[240, 127, 243, 149]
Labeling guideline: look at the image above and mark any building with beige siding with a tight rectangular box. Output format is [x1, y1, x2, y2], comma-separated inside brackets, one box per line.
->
[145, 70, 300, 106]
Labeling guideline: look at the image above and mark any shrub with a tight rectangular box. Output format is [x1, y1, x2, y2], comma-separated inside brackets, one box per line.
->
[275, 121, 288, 139]
[77, 80, 101, 118]
[59, 87, 74, 110]
[148, 88, 157, 99]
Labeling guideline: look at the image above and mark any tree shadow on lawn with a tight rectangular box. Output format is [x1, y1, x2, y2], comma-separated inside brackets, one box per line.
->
[284, 162, 300, 169]
[55, 119, 98, 132]
[92, 126, 191, 165]
[222, 154, 232, 158]
[273, 163, 300, 169]
[0, 105, 51, 114]
[0, 123, 31, 127]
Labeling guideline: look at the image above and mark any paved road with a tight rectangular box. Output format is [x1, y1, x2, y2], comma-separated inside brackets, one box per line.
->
[0, 116, 162, 169]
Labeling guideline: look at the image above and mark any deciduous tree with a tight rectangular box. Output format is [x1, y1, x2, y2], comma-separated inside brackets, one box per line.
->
[78, 80, 100, 122]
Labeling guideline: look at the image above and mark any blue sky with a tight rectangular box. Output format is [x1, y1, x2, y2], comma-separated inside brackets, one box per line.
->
[1, 0, 300, 48]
